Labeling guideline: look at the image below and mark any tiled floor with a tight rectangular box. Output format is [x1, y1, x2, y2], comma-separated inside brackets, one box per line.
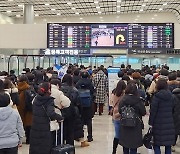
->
[19, 110, 180, 154]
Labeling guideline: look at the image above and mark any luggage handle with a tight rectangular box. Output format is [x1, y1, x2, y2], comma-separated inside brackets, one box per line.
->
[55, 121, 63, 146]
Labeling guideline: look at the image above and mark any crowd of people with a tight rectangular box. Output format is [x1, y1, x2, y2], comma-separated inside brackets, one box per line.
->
[0, 63, 179, 154]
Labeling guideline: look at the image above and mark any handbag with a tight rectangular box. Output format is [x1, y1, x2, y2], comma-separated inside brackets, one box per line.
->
[42, 105, 60, 132]
[143, 127, 153, 149]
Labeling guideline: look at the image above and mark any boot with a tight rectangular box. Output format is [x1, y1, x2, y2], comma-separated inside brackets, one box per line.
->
[81, 141, 90, 147]
[112, 138, 119, 154]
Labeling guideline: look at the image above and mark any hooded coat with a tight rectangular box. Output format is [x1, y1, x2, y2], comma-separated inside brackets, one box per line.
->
[118, 94, 146, 149]
[173, 88, 180, 135]
[29, 95, 62, 154]
[17, 81, 32, 127]
[0, 106, 24, 149]
[149, 90, 175, 146]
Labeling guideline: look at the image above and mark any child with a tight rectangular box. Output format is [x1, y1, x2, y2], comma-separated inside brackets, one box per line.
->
[0, 93, 24, 154]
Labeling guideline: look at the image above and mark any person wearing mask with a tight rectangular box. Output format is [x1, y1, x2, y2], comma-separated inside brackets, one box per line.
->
[172, 88, 180, 152]
[118, 83, 146, 154]
[0, 93, 24, 154]
[61, 74, 89, 147]
[93, 65, 108, 115]
[149, 78, 175, 154]
[29, 82, 63, 154]
[17, 75, 32, 144]
[110, 80, 126, 154]
[76, 71, 95, 142]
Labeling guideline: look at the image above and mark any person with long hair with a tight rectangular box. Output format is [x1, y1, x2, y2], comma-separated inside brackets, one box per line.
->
[29, 82, 63, 154]
[118, 83, 146, 154]
[149, 78, 175, 154]
[111, 80, 126, 154]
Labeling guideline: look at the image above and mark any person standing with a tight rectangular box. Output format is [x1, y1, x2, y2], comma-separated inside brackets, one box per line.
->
[149, 78, 175, 154]
[29, 82, 63, 154]
[93, 65, 108, 115]
[76, 71, 95, 142]
[17, 75, 32, 144]
[110, 80, 126, 154]
[0, 93, 24, 154]
[118, 83, 146, 154]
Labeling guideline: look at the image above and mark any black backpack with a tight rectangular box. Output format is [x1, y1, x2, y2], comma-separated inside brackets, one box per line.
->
[120, 105, 137, 127]
[24, 86, 36, 112]
[10, 89, 20, 106]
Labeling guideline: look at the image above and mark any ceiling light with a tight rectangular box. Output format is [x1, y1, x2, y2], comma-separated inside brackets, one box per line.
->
[18, 4, 23, 7]
[117, 0, 122, 2]
[51, 8, 56, 11]
[45, 3, 50, 6]
[67, 2, 72, 5]
[80, 18, 83, 20]
[152, 18, 154, 20]
[163, 3, 167, 6]
[82, 21, 86, 23]
[142, 4, 146, 7]
[8, 0, 13, 1]
[117, 10, 120, 13]
[154, 14, 157, 16]
[16, 15, 21, 17]
[135, 18, 138, 21]
[57, 13, 61, 15]
[94, 1, 99, 4]
[96, 6, 100, 9]
[159, 8, 163, 11]
[100, 16, 103, 18]
[72, 7, 76, 10]
[75, 12, 79, 15]
[137, 15, 140, 18]
[7, 11, 12, 13]
[34, 22, 36, 24]
[140, 9, 143, 12]
[98, 11, 101, 14]
[117, 5, 120, 8]
[35, 14, 39, 16]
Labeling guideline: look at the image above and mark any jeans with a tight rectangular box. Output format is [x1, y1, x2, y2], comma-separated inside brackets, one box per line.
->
[0, 146, 18, 154]
[123, 147, 137, 154]
[153, 145, 171, 154]
[113, 120, 120, 139]
[86, 119, 93, 139]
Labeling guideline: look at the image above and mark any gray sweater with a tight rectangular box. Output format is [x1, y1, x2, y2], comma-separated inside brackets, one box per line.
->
[0, 106, 25, 149]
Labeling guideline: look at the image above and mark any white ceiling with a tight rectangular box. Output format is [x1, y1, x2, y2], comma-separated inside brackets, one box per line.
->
[0, 0, 180, 21]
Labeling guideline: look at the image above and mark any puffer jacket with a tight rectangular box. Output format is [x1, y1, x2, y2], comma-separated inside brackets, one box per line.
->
[0, 106, 24, 149]
[173, 88, 180, 135]
[168, 80, 180, 92]
[149, 89, 175, 146]
[51, 84, 70, 115]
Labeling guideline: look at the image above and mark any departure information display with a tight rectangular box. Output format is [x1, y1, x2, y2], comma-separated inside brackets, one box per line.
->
[128, 23, 174, 49]
[47, 23, 91, 49]
[47, 23, 174, 50]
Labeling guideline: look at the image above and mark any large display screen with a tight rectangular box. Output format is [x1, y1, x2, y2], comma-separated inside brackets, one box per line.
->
[47, 23, 91, 49]
[47, 23, 174, 50]
[128, 23, 174, 49]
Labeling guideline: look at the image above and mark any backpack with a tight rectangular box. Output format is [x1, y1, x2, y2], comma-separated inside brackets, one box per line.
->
[10, 89, 20, 106]
[60, 86, 77, 120]
[24, 86, 36, 112]
[120, 105, 137, 127]
[78, 89, 91, 107]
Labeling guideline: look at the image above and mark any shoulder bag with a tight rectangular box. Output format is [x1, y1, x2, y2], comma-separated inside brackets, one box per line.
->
[42, 105, 59, 132]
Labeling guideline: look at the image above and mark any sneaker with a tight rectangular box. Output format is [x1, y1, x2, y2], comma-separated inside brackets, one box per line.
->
[171, 146, 175, 152]
[81, 141, 90, 147]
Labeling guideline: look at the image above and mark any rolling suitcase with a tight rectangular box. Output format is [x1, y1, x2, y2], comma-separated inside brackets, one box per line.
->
[51, 121, 75, 154]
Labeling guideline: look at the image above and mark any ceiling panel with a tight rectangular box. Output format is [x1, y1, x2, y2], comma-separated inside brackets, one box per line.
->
[0, 0, 179, 22]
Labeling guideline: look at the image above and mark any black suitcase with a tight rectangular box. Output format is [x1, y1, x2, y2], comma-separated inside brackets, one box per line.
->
[51, 121, 75, 154]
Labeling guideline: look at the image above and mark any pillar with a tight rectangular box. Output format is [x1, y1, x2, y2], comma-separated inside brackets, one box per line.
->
[23, 4, 34, 24]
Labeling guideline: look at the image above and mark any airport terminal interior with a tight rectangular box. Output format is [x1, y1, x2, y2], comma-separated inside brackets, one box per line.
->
[0, 0, 180, 154]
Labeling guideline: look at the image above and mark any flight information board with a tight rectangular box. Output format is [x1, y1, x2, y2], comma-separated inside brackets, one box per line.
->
[47, 23, 91, 49]
[128, 23, 174, 49]
[47, 23, 174, 50]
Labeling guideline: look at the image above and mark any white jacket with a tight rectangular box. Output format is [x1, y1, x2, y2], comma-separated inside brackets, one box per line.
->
[51, 85, 70, 115]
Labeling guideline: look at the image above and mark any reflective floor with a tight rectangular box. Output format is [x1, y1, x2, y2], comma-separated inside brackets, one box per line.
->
[19, 109, 180, 154]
